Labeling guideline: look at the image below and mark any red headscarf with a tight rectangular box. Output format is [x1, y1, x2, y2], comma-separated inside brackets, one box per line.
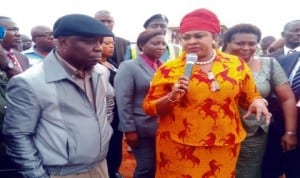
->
[179, 8, 220, 34]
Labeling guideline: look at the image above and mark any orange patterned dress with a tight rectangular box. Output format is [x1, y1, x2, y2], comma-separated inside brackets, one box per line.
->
[143, 50, 261, 178]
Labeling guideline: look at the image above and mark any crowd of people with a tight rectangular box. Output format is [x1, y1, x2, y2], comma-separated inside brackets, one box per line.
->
[0, 7, 299, 178]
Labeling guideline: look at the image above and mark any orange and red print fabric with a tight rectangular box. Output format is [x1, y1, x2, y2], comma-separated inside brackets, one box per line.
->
[143, 50, 260, 177]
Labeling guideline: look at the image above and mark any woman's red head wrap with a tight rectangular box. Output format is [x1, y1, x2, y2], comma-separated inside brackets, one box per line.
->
[179, 8, 220, 34]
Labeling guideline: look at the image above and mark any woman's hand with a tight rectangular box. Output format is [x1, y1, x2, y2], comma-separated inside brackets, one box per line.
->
[243, 98, 272, 125]
[168, 76, 189, 102]
[125, 131, 138, 148]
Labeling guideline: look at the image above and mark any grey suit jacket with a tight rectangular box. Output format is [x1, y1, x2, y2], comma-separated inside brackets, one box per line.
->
[2, 51, 114, 177]
[114, 57, 158, 138]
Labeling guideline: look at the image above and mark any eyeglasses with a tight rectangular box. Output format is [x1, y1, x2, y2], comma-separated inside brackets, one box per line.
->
[207, 71, 220, 92]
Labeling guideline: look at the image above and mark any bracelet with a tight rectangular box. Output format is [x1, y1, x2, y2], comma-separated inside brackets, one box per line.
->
[261, 98, 269, 106]
[167, 93, 177, 103]
[285, 131, 297, 136]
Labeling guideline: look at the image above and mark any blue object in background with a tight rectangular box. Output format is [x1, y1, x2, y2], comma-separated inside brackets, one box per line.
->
[0, 26, 5, 40]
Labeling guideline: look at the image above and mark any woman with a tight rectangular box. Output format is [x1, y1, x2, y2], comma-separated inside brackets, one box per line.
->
[114, 30, 166, 178]
[98, 36, 123, 178]
[143, 8, 271, 178]
[222, 23, 297, 178]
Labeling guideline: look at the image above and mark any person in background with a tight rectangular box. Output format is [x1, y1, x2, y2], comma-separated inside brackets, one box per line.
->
[95, 10, 130, 66]
[2, 14, 115, 178]
[217, 24, 228, 48]
[23, 25, 56, 66]
[259, 35, 276, 56]
[222, 23, 297, 178]
[125, 13, 181, 62]
[268, 20, 300, 57]
[20, 34, 32, 51]
[99, 36, 123, 178]
[0, 16, 29, 72]
[0, 26, 22, 178]
[115, 30, 166, 178]
[262, 53, 300, 178]
[143, 8, 271, 178]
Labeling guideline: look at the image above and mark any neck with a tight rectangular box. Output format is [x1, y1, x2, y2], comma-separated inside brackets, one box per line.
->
[195, 50, 216, 65]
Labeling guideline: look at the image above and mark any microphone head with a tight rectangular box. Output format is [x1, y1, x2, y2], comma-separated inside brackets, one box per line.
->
[186, 53, 197, 64]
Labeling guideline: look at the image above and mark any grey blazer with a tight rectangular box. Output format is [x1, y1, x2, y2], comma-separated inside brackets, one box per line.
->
[2, 51, 114, 177]
[114, 57, 158, 138]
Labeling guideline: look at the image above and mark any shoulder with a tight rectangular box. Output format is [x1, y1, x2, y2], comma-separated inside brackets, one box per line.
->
[115, 36, 130, 44]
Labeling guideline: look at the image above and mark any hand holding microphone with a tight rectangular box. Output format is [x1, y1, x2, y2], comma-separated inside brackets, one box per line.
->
[168, 53, 197, 102]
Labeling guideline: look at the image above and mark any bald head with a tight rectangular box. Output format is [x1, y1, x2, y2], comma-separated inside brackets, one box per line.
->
[31, 25, 52, 37]
[94, 10, 114, 31]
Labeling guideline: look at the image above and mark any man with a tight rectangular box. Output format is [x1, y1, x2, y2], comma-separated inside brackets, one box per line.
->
[23, 25, 56, 66]
[263, 51, 300, 178]
[0, 26, 22, 178]
[94, 10, 129, 178]
[95, 10, 130, 66]
[2, 14, 115, 178]
[20, 34, 32, 51]
[0, 16, 30, 71]
[268, 20, 300, 57]
[259, 35, 276, 56]
[124, 13, 181, 62]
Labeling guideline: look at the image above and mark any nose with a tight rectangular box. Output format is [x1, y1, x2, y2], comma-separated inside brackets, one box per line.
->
[94, 43, 102, 52]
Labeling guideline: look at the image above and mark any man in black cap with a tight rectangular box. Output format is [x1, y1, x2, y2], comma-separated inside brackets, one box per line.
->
[2, 14, 115, 178]
[124, 13, 181, 62]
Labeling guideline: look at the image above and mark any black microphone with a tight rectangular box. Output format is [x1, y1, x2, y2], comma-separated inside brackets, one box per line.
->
[184, 53, 197, 80]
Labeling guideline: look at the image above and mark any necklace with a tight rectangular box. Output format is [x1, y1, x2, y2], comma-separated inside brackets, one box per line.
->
[195, 50, 216, 65]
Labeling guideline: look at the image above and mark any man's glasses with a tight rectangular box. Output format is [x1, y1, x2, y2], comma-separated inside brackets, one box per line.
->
[207, 71, 220, 92]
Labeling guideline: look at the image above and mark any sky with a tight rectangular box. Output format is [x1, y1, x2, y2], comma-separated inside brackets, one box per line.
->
[2, 0, 299, 42]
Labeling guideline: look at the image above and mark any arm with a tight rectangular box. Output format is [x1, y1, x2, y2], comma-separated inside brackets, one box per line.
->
[114, 62, 137, 146]
[2, 77, 49, 178]
[274, 83, 297, 151]
[240, 62, 272, 122]
[155, 76, 188, 116]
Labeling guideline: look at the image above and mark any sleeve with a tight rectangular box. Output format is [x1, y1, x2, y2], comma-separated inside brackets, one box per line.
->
[114, 62, 136, 132]
[105, 71, 115, 123]
[239, 60, 262, 109]
[271, 58, 289, 87]
[2, 76, 49, 178]
[143, 65, 177, 116]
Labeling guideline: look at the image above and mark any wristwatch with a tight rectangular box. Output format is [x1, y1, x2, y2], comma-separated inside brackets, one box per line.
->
[2, 60, 15, 72]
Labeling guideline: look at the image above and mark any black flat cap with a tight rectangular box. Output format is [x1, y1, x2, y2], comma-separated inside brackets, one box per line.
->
[143, 14, 169, 28]
[53, 14, 114, 38]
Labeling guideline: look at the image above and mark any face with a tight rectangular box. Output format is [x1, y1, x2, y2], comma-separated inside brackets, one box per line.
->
[101, 37, 114, 58]
[21, 35, 32, 50]
[58, 36, 103, 71]
[0, 19, 21, 50]
[282, 21, 300, 49]
[32, 27, 56, 52]
[225, 33, 258, 61]
[180, 30, 215, 58]
[260, 38, 275, 55]
[95, 14, 114, 31]
[146, 19, 168, 35]
[141, 34, 166, 60]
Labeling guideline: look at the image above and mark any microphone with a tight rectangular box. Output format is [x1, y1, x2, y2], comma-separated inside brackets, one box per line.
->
[184, 53, 197, 79]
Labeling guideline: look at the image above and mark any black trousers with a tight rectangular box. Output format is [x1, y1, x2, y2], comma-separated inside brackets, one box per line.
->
[107, 116, 123, 178]
[262, 120, 300, 178]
